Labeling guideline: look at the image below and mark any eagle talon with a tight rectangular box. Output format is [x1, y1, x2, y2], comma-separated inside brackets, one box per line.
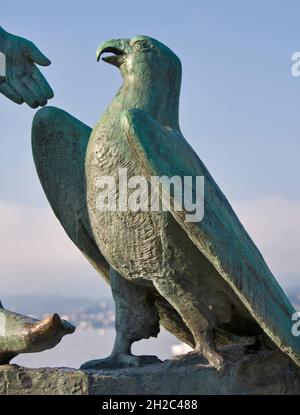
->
[203, 351, 225, 371]
[185, 345, 225, 372]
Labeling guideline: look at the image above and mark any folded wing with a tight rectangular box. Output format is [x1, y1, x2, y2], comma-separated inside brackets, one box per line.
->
[123, 108, 300, 367]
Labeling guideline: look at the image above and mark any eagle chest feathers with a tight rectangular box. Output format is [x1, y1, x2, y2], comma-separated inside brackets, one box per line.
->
[86, 122, 169, 281]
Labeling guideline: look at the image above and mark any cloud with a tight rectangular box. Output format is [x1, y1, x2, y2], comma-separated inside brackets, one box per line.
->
[0, 200, 80, 267]
[0, 200, 109, 298]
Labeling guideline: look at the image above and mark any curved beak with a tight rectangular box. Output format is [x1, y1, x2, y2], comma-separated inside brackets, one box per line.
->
[96, 38, 130, 67]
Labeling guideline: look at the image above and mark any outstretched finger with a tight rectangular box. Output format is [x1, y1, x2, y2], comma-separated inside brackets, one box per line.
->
[32, 66, 54, 100]
[12, 78, 39, 108]
[27, 42, 51, 66]
[23, 74, 48, 107]
[0, 81, 24, 104]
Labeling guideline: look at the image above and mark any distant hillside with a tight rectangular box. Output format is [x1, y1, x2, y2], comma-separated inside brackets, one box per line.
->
[1, 287, 300, 329]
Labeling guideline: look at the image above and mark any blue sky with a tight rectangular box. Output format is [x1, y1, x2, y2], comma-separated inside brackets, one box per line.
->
[1, 0, 300, 299]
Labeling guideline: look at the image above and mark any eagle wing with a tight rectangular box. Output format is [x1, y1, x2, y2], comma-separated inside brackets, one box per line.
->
[32, 107, 110, 282]
[122, 108, 300, 367]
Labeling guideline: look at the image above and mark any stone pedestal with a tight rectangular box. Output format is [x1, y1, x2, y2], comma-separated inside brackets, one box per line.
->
[0, 345, 299, 395]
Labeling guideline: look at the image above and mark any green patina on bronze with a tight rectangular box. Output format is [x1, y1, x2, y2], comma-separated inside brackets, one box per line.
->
[32, 36, 300, 370]
[0, 26, 53, 108]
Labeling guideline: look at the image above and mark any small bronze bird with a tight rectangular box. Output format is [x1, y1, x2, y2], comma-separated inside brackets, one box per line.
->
[0, 301, 75, 364]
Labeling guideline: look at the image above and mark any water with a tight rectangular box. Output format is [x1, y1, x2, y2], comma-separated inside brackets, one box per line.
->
[13, 328, 179, 369]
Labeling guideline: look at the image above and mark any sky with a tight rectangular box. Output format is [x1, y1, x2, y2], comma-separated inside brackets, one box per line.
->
[1, 0, 300, 300]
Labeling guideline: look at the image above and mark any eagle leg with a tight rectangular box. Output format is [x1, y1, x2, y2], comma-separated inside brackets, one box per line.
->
[153, 276, 224, 371]
[80, 269, 162, 370]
